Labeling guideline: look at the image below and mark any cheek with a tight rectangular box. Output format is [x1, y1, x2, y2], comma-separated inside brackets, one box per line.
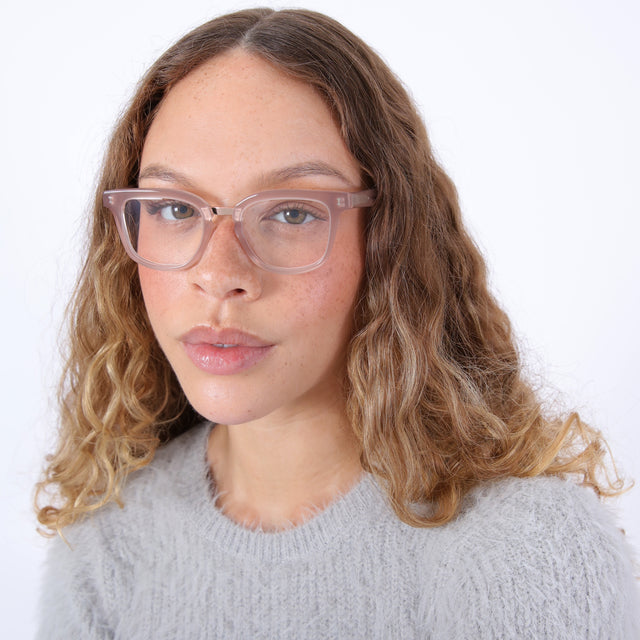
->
[294, 240, 364, 343]
[138, 267, 183, 327]
[317, 267, 360, 322]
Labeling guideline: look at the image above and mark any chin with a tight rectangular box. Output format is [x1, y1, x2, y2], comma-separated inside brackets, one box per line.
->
[180, 383, 280, 427]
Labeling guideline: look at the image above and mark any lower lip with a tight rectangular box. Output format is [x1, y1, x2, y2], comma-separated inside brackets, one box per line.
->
[182, 342, 273, 375]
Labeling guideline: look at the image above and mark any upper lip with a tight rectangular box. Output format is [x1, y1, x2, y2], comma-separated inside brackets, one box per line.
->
[179, 326, 273, 347]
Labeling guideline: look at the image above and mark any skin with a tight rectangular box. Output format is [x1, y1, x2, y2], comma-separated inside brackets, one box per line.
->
[138, 49, 366, 530]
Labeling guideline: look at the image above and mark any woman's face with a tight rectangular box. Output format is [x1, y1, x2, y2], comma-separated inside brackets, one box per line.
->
[138, 49, 365, 426]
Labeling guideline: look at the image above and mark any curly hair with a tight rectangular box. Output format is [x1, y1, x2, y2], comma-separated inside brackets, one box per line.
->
[35, 7, 624, 533]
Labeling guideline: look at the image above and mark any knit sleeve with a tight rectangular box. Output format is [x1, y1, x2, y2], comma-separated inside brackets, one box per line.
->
[423, 477, 639, 640]
[36, 519, 127, 640]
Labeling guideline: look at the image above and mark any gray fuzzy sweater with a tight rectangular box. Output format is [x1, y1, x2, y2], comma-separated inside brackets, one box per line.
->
[38, 424, 639, 639]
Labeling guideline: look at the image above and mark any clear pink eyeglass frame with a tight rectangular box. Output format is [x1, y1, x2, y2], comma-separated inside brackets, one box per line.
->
[103, 188, 376, 274]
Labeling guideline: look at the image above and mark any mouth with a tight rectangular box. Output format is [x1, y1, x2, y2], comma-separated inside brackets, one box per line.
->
[180, 326, 274, 375]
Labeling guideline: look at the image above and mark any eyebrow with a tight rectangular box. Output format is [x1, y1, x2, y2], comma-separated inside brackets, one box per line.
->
[138, 165, 198, 188]
[138, 161, 356, 191]
[263, 161, 355, 186]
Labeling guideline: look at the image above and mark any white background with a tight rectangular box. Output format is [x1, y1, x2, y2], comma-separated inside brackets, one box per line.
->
[1, 0, 638, 636]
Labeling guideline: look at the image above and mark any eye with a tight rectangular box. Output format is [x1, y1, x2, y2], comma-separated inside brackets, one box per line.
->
[267, 202, 324, 225]
[146, 201, 197, 221]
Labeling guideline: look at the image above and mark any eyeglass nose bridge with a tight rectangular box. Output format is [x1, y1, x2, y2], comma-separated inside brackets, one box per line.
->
[196, 205, 256, 268]
[209, 206, 238, 218]
[203, 205, 246, 244]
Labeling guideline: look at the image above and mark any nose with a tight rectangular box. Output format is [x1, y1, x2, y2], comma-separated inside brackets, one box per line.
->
[188, 216, 263, 301]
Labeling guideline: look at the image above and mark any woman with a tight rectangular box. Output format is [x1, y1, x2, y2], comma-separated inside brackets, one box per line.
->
[36, 8, 638, 638]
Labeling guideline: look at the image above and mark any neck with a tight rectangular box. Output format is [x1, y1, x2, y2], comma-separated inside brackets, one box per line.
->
[207, 401, 362, 531]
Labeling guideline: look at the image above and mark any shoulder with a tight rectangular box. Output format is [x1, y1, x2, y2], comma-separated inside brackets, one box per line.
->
[454, 475, 626, 547]
[422, 476, 639, 639]
[37, 424, 212, 639]
[67, 423, 210, 535]
[67, 422, 211, 545]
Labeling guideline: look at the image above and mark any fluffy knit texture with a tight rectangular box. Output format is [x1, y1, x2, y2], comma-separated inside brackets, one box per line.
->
[38, 424, 639, 639]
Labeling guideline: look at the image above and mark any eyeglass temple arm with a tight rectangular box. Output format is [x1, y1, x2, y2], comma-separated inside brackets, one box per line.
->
[349, 190, 376, 208]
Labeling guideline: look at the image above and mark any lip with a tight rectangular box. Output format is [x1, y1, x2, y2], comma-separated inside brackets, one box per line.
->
[180, 326, 274, 375]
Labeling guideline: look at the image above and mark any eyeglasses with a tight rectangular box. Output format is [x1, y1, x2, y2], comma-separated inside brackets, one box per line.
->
[103, 188, 376, 274]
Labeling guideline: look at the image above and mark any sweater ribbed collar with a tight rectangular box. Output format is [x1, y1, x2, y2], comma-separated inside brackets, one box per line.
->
[170, 424, 394, 562]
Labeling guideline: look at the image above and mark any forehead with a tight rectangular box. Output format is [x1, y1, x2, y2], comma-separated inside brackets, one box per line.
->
[141, 49, 361, 197]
